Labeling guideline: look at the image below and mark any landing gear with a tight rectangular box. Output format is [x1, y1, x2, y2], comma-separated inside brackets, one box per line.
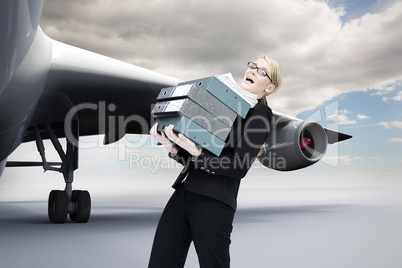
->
[48, 190, 68, 223]
[34, 122, 91, 224]
[47, 190, 91, 223]
[69, 190, 91, 223]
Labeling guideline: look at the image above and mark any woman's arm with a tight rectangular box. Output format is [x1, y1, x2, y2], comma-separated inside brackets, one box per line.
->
[149, 123, 195, 167]
[193, 114, 270, 179]
[149, 123, 179, 155]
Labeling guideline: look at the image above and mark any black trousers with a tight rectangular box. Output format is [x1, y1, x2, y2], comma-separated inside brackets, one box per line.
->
[148, 184, 235, 268]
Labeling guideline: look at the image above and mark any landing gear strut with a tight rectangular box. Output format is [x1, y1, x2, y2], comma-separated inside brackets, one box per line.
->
[34, 122, 91, 224]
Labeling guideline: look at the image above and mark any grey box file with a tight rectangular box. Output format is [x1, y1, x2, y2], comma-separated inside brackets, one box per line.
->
[178, 76, 251, 118]
[156, 84, 237, 125]
[156, 116, 226, 156]
[151, 98, 231, 141]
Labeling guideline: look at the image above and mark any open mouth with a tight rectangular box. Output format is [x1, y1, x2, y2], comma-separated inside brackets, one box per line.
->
[246, 76, 254, 84]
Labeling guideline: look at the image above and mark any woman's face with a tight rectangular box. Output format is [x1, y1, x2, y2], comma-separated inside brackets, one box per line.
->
[240, 58, 275, 98]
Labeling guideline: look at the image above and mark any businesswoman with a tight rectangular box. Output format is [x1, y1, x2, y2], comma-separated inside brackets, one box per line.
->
[148, 55, 282, 268]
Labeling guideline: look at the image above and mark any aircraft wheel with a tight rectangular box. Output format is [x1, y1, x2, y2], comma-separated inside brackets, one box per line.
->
[69, 190, 91, 223]
[48, 190, 68, 224]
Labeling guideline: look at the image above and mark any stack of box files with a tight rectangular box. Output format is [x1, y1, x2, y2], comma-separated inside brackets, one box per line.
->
[152, 75, 251, 156]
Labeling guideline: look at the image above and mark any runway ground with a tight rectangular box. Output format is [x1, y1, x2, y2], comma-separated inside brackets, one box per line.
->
[1, 169, 401, 268]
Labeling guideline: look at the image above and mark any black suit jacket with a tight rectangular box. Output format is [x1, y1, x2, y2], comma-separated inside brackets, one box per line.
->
[169, 99, 273, 210]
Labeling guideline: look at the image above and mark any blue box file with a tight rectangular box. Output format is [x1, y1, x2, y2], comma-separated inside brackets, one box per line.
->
[156, 116, 226, 156]
[152, 98, 231, 142]
[156, 84, 237, 125]
[178, 76, 251, 118]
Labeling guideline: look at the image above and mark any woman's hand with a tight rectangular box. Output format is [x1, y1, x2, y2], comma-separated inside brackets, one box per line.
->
[149, 123, 178, 155]
[164, 124, 201, 157]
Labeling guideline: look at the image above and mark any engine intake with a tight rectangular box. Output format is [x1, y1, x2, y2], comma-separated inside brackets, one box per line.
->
[258, 120, 328, 171]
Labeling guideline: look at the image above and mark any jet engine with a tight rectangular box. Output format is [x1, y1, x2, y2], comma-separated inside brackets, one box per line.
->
[258, 120, 328, 171]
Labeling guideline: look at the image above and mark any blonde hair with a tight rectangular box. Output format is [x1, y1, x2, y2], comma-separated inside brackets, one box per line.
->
[258, 55, 283, 156]
[263, 55, 282, 94]
[259, 54, 282, 106]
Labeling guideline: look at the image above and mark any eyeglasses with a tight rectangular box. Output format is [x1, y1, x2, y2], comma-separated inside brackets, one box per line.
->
[247, 62, 273, 83]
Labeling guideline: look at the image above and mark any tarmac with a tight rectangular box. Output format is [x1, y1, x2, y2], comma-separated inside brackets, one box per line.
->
[0, 163, 401, 267]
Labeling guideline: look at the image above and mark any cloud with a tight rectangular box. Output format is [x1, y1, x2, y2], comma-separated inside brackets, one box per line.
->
[322, 155, 362, 166]
[327, 110, 357, 125]
[369, 156, 384, 160]
[392, 91, 402, 101]
[357, 114, 370, 120]
[371, 81, 400, 96]
[382, 90, 402, 102]
[39, 0, 402, 115]
[388, 137, 402, 143]
[336, 114, 357, 125]
[379, 121, 402, 129]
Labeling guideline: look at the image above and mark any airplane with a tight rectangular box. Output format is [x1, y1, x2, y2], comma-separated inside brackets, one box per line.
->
[0, 0, 351, 224]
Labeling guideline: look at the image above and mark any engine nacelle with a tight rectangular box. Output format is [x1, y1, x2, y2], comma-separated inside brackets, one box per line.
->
[258, 120, 328, 171]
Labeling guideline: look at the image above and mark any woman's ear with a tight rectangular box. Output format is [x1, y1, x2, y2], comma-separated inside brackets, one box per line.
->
[265, 84, 276, 94]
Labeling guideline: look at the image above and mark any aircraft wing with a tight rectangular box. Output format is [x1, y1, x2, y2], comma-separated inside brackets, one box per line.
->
[26, 37, 181, 145]
[27, 38, 351, 146]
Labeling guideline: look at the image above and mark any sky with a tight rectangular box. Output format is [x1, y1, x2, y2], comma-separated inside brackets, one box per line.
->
[2, 0, 402, 201]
